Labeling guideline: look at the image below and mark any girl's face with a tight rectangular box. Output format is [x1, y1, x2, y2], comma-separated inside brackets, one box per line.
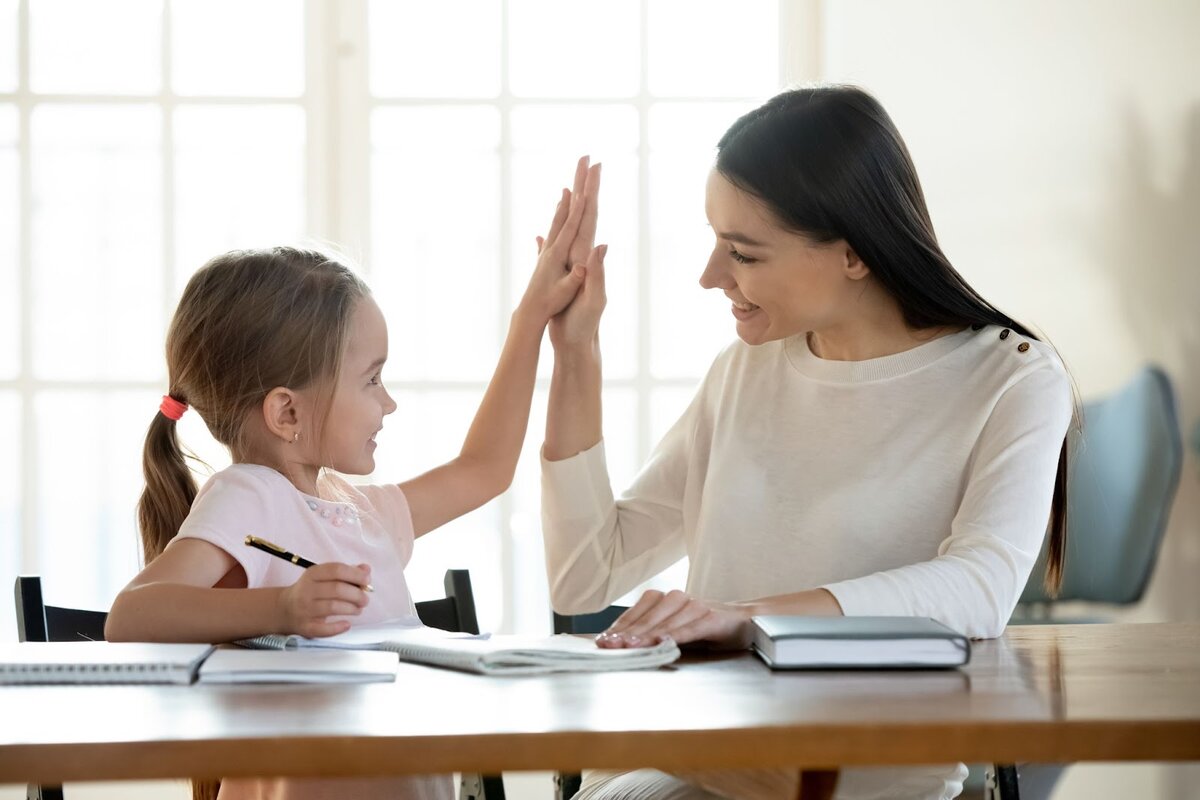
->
[322, 296, 397, 475]
[700, 169, 866, 346]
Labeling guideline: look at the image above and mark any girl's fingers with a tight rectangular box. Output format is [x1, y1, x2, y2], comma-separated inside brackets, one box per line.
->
[570, 155, 590, 206]
[536, 235, 545, 255]
[543, 188, 572, 248]
[575, 163, 602, 244]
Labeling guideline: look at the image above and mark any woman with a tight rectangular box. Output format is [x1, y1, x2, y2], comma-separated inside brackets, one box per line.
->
[540, 86, 1073, 799]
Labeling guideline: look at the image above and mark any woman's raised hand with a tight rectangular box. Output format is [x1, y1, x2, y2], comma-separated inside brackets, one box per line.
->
[532, 156, 606, 349]
[518, 156, 604, 326]
[594, 589, 756, 650]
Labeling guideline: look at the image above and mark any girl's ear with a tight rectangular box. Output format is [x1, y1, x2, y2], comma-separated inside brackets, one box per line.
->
[843, 243, 871, 282]
[262, 387, 302, 444]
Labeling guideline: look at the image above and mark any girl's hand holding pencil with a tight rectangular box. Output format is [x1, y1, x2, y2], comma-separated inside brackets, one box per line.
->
[276, 561, 372, 639]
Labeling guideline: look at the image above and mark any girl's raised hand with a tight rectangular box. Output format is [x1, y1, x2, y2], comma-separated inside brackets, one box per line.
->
[276, 561, 371, 639]
[518, 156, 603, 325]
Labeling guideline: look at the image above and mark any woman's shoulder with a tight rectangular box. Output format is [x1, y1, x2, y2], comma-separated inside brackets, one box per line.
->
[962, 325, 1069, 386]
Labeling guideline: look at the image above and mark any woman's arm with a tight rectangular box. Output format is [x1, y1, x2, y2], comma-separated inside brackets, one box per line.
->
[597, 356, 1073, 649]
[819, 359, 1073, 638]
[106, 539, 371, 642]
[400, 158, 603, 538]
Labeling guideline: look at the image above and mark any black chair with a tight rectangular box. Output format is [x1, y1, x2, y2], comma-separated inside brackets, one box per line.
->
[416, 571, 505, 800]
[551, 605, 628, 800]
[14, 570, 505, 800]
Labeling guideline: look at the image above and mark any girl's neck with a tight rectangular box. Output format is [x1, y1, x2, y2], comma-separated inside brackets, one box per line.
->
[235, 445, 321, 497]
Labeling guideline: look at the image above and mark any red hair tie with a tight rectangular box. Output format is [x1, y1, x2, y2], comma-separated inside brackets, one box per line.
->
[159, 395, 188, 421]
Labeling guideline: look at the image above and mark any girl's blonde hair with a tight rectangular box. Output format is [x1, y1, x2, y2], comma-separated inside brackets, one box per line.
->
[138, 246, 370, 564]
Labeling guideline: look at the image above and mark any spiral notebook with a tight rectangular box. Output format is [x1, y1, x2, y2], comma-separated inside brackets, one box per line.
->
[238, 622, 681, 676]
[0, 641, 215, 685]
[198, 647, 400, 684]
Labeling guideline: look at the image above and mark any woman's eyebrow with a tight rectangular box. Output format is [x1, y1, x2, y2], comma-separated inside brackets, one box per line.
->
[717, 230, 769, 247]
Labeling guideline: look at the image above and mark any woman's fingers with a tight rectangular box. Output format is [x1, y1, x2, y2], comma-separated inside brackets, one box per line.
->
[568, 163, 602, 267]
[599, 589, 692, 646]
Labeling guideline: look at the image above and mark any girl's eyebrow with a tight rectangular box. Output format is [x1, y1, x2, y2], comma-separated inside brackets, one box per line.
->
[364, 357, 386, 375]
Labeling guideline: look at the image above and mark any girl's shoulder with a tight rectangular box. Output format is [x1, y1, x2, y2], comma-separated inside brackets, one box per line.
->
[196, 463, 293, 502]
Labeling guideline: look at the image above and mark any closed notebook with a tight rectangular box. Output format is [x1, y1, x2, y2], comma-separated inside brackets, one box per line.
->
[238, 622, 680, 676]
[0, 641, 214, 685]
[198, 648, 400, 684]
[751, 615, 970, 669]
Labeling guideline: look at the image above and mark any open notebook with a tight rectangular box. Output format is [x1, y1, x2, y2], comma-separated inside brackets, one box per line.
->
[0, 642, 214, 685]
[238, 621, 680, 676]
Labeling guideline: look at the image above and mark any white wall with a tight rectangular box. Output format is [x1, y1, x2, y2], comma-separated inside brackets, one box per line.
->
[820, 1, 1200, 796]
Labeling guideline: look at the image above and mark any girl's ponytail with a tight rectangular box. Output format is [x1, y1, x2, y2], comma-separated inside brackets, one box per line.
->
[137, 397, 197, 563]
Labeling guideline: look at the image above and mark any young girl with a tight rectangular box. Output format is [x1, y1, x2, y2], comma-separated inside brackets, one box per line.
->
[106, 158, 602, 800]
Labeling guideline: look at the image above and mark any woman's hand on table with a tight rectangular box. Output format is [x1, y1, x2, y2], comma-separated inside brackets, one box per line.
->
[594, 589, 756, 650]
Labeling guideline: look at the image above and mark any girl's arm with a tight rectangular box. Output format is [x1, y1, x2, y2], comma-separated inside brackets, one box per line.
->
[399, 158, 603, 538]
[105, 538, 371, 643]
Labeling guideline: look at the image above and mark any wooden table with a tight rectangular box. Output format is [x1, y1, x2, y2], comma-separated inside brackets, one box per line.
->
[1, 623, 1198, 785]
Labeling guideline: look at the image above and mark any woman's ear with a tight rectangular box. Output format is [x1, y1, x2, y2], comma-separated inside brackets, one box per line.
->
[843, 243, 870, 282]
[262, 387, 302, 444]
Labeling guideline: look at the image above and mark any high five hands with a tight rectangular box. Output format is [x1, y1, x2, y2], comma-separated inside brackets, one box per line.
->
[531, 156, 606, 347]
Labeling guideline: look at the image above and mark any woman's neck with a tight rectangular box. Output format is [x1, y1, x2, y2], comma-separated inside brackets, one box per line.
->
[807, 289, 959, 362]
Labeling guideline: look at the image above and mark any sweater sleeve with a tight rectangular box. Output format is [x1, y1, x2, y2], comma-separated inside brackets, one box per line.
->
[540, 392, 702, 615]
[822, 356, 1073, 638]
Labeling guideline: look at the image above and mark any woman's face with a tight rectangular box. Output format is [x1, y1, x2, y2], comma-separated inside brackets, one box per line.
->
[700, 169, 865, 346]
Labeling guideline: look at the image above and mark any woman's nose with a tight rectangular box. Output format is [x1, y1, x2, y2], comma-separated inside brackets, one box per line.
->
[699, 250, 731, 290]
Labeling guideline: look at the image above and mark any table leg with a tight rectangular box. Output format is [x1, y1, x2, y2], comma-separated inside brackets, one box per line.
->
[797, 769, 838, 800]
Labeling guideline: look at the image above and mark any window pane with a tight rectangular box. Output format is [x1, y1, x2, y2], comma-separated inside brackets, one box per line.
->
[509, 0, 640, 97]
[648, 0, 778, 97]
[35, 390, 157, 614]
[174, 105, 306, 285]
[366, 389, 505, 632]
[31, 105, 163, 381]
[648, 104, 758, 378]
[0, 0, 16, 92]
[370, 0, 500, 98]
[0, 391, 18, 643]
[510, 105, 638, 380]
[0, 107, 16, 379]
[30, 0, 160, 94]
[371, 106, 501, 381]
[171, 0, 303, 96]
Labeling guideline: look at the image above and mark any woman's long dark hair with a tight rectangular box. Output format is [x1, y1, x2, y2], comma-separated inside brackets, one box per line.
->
[716, 85, 1071, 594]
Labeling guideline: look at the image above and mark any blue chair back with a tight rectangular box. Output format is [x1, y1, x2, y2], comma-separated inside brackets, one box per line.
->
[1020, 365, 1182, 605]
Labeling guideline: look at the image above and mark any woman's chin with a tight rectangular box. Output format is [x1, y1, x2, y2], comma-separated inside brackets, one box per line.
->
[735, 320, 773, 346]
